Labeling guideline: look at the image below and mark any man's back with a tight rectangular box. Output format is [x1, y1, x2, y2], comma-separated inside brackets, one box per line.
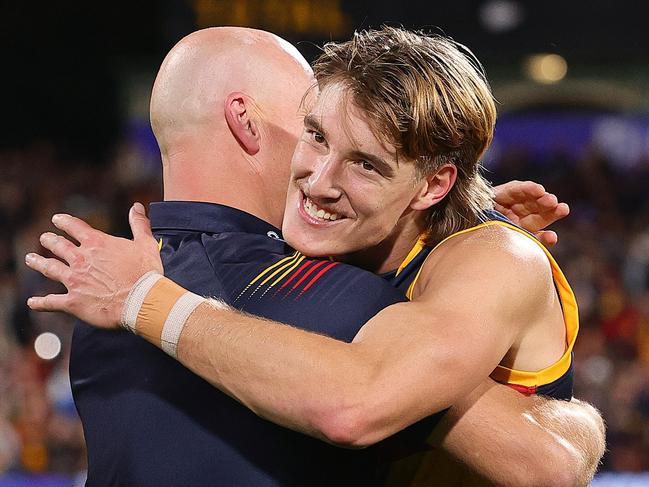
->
[70, 202, 417, 486]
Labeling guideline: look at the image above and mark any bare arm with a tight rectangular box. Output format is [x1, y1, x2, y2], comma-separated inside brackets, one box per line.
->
[26, 209, 604, 486]
[432, 380, 605, 487]
[26, 210, 549, 447]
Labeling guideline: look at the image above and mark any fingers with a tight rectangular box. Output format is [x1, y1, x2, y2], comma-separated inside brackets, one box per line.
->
[556, 202, 570, 218]
[51, 214, 96, 243]
[517, 180, 546, 199]
[25, 253, 71, 286]
[128, 203, 155, 243]
[26, 294, 69, 313]
[39, 232, 78, 264]
[539, 201, 569, 226]
[536, 192, 559, 210]
[535, 230, 558, 248]
[506, 193, 568, 222]
[494, 180, 545, 206]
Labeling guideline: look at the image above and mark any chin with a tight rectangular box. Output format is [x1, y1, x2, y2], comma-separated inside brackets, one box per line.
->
[285, 234, 333, 257]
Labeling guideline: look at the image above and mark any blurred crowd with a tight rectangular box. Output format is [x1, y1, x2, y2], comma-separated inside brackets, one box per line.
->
[1, 122, 648, 480]
[0, 135, 161, 482]
[490, 140, 649, 472]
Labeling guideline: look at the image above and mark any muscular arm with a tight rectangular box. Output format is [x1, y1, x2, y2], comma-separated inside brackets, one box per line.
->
[185, 306, 605, 487]
[432, 380, 605, 487]
[139, 236, 540, 445]
[28, 212, 550, 446]
[27, 211, 604, 486]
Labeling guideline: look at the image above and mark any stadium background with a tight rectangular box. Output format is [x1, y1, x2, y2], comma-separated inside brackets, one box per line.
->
[1, 1, 648, 485]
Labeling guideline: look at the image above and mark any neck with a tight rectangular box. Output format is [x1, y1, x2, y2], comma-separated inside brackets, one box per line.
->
[162, 149, 285, 228]
[341, 213, 426, 274]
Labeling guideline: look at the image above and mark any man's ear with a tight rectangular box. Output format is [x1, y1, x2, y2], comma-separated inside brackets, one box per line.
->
[224, 92, 260, 155]
[410, 163, 458, 211]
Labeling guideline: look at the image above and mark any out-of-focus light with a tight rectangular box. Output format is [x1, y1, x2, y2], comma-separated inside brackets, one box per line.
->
[582, 355, 612, 386]
[524, 53, 568, 84]
[479, 0, 524, 33]
[34, 332, 61, 360]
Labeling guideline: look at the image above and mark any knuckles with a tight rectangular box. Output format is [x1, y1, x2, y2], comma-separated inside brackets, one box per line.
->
[70, 253, 87, 269]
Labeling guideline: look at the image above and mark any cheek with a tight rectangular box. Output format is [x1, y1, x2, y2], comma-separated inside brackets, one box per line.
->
[283, 184, 298, 214]
[348, 184, 388, 222]
[356, 189, 412, 232]
[281, 211, 303, 249]
[290, 141, 314, 178]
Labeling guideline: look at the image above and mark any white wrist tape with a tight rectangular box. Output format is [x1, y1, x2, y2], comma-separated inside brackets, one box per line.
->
[121, 272, 205, 358]
[121, 271, 164, 332]
[160, 291, 205, 358]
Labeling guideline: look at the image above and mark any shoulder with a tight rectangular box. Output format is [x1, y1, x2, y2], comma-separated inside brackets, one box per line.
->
[430, 224, 550, 278]
[415, 225, 553, 313]
[242, 259, 407, 342]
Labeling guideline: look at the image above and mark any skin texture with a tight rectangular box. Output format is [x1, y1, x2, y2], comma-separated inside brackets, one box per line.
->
[25, 27, 603, 486]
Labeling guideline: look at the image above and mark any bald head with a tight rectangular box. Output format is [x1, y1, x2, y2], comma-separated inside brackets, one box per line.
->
[151, 27, 315, 226]
[151, 27, 313, 154]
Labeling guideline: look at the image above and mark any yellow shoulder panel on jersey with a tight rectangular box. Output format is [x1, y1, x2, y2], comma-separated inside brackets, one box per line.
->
[395, 236, 427, 277]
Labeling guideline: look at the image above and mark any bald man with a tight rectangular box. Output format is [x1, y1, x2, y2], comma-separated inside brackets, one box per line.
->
[40, 28, 601, 486]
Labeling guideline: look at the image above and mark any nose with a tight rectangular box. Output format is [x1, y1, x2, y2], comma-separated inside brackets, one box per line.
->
[306, 154, 343, 201]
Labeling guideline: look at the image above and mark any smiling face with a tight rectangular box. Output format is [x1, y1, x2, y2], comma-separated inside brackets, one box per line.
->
[282, 83, 437, 267]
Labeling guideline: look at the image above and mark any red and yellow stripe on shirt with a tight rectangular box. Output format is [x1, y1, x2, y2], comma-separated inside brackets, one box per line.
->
[235, 252, 339, 303]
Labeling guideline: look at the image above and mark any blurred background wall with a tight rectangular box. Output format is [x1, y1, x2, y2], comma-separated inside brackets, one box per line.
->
[0, 1, 648, 485]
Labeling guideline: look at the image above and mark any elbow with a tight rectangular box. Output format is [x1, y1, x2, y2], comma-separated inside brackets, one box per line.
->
[534, 399, 606, 487]
[524, 443, 585, 487]
[313, 404, 383, 449]
[543, 445, 603, 487]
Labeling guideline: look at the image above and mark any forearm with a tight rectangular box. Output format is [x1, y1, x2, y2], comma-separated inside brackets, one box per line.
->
[527, 397, 605, 486]
[128, 274, 389, 444]
[430, 380, 604, 487]
[173, 299, 372, 444]
[128, 276, 483, 446]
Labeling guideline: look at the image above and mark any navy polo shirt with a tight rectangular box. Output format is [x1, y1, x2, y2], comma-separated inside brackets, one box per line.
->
[70, 201, 435, 487]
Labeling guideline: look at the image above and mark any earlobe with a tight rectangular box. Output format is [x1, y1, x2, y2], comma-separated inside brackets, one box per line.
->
[410, 164, 458, 211]
[224, 92, 260, 155]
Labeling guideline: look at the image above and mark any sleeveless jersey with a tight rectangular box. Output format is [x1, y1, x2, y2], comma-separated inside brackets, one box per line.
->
[382, 210, 577, 400]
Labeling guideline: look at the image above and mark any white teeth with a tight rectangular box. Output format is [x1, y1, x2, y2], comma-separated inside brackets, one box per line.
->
[304, 197, 341, 222]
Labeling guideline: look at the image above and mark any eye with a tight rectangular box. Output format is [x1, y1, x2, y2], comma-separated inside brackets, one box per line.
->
[360, 161, 377, 172]
[306, 129, 326, 144]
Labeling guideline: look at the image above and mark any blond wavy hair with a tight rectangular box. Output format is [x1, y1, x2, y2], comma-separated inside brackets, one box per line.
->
[312, 26, 496, 246]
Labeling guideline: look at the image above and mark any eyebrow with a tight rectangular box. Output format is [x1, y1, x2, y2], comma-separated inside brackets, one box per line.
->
[304, 114, 325, 137]
[349, 150, 395, 178]
[304, 114, 395, 178]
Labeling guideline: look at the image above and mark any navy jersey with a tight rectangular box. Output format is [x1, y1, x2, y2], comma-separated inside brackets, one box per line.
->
[70, 201, 439, 487]
[383, 210, 576, 401]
